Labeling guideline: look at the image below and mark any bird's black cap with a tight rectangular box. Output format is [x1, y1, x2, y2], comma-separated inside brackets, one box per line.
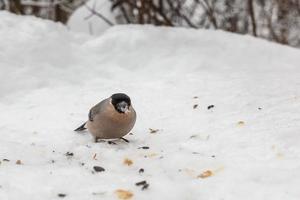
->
[111, 93, 131, 106]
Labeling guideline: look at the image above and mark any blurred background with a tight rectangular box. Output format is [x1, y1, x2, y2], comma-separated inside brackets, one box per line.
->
[1, 0, 300, 47]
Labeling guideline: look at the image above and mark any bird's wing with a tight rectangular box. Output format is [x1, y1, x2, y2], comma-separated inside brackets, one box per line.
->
[88, 98, 108, 122]
[88, 109, 93, 121]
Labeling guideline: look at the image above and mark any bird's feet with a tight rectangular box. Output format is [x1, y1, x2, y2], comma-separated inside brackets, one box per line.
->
[94, 137, 129, 144]
[94, 137, 99, 143]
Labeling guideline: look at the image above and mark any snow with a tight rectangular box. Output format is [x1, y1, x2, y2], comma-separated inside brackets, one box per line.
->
[67, 0, 116, 35]
[1, 11, 300, 200]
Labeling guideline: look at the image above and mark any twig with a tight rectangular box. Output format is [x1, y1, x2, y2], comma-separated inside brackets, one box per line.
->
[84, 2, 114, 26]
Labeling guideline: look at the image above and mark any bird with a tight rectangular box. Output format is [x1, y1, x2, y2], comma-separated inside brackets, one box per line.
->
[74, 93, 136, 143]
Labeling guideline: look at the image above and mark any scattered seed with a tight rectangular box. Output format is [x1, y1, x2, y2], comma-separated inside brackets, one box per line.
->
[3, 159, 10, 162]
[193, 96, 198, 99]
[58, 193, 66, 198]
[135, 180, 149, 190]
[123, 158, 133, 166]
[237, 121, 245, 126]
[198, 170, 213, 178]
[138, 146, 150, 150]
[108, 141, 117, 145]
[207, 105, 214, 110]
[149, 128, 159, 134]
[258, 107, 262, 110]
[142, 183, 149, 190]
[51, 160, 55, 163]
[211, 155, 216, 158]
[16, 160, 22, 165]
[193, 104, 198, 109]
[135, 180, 147, 186]
[93, 153, 97, 160]
[189, 135, 198, 139]
[65, 152, 74, 157]
[115, 189, 133, 200]
[93, 166, 105, 172]
[138, 168, 144, 173]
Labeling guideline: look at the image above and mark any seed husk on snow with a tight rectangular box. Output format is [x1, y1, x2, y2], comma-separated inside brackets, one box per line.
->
[237, 121, 245, 126]
[93, 153, 97, 160]
[138, 168, 144, 173]
[135, 180, 150, 190]
[93, 166, 105, 172]
[135, 180, 147, 186]
[207, 105, 214, 110]
[193, 104, 198, 109]
[189, 135, 198, 139]
[138, 146, 150, 149]
[142, 183, 149, 190]
[149, 128, 159, 134]
[16, 160, 22, 165]
[65, 152, 74, 157]
[123, 158, 133, 166]
[58, 193, 66, 198]
[198, 170, 213, 178]
[115, 189, 133, 200]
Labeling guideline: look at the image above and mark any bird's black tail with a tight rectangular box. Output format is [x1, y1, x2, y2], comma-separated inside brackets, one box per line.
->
[74, 122, 87, 131]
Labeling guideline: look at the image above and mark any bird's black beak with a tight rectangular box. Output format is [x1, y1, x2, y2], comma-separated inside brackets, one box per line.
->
[117, 101, 129, 113]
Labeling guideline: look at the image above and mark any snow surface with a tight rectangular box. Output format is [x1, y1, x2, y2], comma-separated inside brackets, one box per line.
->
[1, 11, 300, 200]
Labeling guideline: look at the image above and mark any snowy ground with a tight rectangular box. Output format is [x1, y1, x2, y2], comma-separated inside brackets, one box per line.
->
[1, 11, 300, 200]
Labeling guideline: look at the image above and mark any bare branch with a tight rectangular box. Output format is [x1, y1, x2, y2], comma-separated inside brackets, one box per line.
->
[166, 0, 197, 28]
[84, 2, 114, 26]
